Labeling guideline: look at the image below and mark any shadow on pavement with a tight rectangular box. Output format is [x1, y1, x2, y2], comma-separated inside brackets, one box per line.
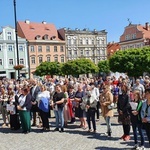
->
[95, 146, 133, 150]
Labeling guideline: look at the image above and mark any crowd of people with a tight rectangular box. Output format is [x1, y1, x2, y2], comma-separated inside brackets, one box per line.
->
[0, 75, 150, 150]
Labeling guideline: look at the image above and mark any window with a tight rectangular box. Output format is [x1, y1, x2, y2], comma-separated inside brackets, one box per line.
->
[102, 49, 105, 55]
[68, 51, 72, 56]
[44, 35, 49, 40]
[19, 45, 23, 51]
[7, 32, 12, 40]
[0, 45, 2, 51]
[74, 50, 77, 56]
[86, 39, 89, 45]
[38, 46, 42, 52]
[68, 39, 71, 45]
[132, 34, 136, 39]
[92, 50, 95, 55]
[30, 46, 34, 52]
[20, 59, 24, 64]
[86, 51, 89, 56]
[60, 46, 64, 52]
[101, 40, 105, 45]
[39, 56, 43, 63]
[46, 46, 50, 52]
[31, 57, 35, 64]
[0, 59, 2, 65]
[61, 56, 64, 62]
[73, 39, 77, 45]
[8, 45, 13, 51]
[79, 39, 83, 45]
[80, 50, 83, 56]
[54, 46, 57, 52]
[54, 56, 58, 62]
[9, 59, 13, 65]
[47, 56, 50, 62]
[97, 40, 100, 45]
[97, 50, 100, 55]
[92, 39, 94, 45]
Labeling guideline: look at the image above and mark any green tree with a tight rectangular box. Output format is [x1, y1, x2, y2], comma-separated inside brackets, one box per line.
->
[109, 47, 150, 77]
[61, 58, 99, 76]
[35, 61, 61, 77]
[98, 60, 110, 74]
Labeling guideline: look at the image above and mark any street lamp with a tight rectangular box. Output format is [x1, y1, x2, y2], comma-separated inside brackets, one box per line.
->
[13, 0, 20, 82]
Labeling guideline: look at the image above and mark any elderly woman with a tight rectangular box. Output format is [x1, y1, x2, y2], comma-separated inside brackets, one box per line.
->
[100, 85, 114, 137]
[141, 88, 150, 147]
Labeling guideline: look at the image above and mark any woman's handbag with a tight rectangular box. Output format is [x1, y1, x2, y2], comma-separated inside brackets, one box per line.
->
[107, 103, 115, 110]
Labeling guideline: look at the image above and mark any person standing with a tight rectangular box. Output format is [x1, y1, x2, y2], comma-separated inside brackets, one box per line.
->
[129, 90, 145, 150]
[117, 85, 131, 141]
[52, 84, 65, 132]
[141, 88, 150, 148]
[74, 84, 87, 129]
[17, 87, 32, 134]
[0, 86, 10, 128]
[84, 86, 97, 133]
[30, 80, 41, 126]
[100, 85, 114, 137]
[37, 85, 50, 131]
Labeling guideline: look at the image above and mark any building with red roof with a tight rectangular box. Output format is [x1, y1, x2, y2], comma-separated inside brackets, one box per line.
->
[17, 20, 66, 78]
[107, 42, 120, 58]
[120, 22, 150, 50]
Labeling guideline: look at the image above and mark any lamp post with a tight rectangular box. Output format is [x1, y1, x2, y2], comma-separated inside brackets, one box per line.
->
[13, 0, 20, 82]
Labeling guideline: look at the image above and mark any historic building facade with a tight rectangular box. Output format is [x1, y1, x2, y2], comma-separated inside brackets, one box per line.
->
[17, 20, 66, 78]
[120, 22, 150, 50]
[0, 26, 28, 79]
[58, 28, 107, 64]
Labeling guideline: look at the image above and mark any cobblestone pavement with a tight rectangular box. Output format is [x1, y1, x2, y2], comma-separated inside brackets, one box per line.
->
[0, 110, 149, 150]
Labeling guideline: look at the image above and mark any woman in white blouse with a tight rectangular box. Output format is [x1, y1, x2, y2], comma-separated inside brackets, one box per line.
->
[37, 85, 50, 131]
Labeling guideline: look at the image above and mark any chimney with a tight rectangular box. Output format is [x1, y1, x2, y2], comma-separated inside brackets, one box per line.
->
[42, 21, 47, 24]
[25, 20, 30, 24]
[145, 22, 149, 30]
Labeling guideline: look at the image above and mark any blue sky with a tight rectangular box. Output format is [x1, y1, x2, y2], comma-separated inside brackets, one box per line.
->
[1, 0, 150, 42]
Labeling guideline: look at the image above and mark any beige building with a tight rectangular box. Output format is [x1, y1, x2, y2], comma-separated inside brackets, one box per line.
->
[17, 20, 65, 78]
[58, 28, 107, 64]
[120, 22, 150, 50]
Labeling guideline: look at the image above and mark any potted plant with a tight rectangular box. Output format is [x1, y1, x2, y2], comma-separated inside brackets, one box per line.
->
[13, 64, 25, 70]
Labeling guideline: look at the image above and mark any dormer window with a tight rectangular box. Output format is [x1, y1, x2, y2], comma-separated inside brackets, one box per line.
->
[35, 35, 41, 40]
[43, 34, 49, 40]
[51, 36, 56, 40]
[7, 32, 12, 40]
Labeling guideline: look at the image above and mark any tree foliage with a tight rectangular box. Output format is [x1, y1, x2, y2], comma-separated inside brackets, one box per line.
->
[98, 60, 110, 74]
[109, 47, 150, 77]
[61, 58, 99, 76]
[34, 61, 61, 76]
